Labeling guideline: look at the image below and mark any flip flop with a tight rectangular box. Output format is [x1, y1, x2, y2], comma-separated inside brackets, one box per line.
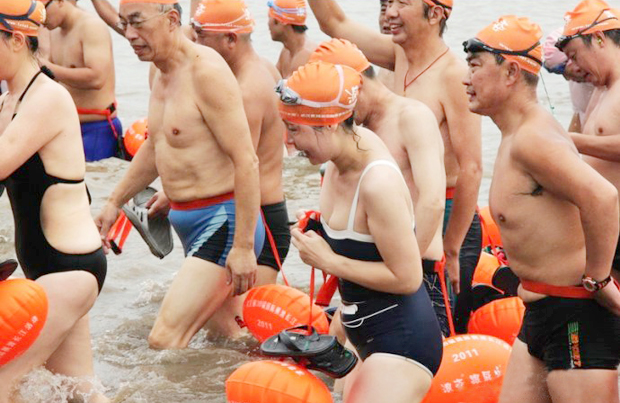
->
[122, 187, 173, 259]
[0, 259, 18, 281]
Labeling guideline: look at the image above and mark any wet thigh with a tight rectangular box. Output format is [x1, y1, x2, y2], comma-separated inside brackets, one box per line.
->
[346, 354, 432, 403]
[547, 369, 619, 403]
[498, 339, 551, 403]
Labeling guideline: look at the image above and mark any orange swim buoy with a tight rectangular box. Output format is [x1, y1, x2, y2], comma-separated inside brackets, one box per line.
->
[468, 297, 525, 345]
[226, 360, 333, 403]
[423, 334, 511, 403]
[479, 206, 502, 249]
[0, 279, 48, 366]
[123, 118, 148, 159]
[243, 284, 329, 342]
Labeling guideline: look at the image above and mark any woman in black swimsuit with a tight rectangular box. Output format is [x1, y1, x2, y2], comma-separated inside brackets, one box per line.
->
[286, 61, 443, 403]
[0, 1, 108, 401]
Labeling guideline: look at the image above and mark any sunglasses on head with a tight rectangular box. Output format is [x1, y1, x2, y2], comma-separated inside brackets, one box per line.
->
[463, 37, 542, 66]
[556, 9, 618, 51]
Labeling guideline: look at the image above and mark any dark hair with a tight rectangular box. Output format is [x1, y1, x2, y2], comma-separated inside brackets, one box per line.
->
[581, 29, 620, 48]
[292, 24, 308, 33]
[361, 65, 376, 79]
[422, 3, 447, 37]
[160, 3, 182, 25]
[493, 53, 539, 87]
[342, 114, 366, 151]
[0, 30, 39, 53]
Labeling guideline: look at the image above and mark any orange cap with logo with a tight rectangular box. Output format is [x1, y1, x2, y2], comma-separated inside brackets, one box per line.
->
[421, 0, 453, 19]
[119, 0, 179, 4]
[0, 0, 45, 37]
[192, 0, 254, 33]
[474, 15, 543, 75]
[309, 39, 371, 74]
[268, 0, 307, 26]
[561, 0, 620, 38]
[277, 61, 362, 126]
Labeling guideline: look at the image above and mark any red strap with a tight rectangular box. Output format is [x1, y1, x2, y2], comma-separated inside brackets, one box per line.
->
[261, 208, 289, 287]
[446, 187, 456, 200]
[435, 256, 456, 337]
[315, 275, 339, 307]
[106, 213, 132, 255]
[521, 279, 594, 299]
[77, 102, 120, 139]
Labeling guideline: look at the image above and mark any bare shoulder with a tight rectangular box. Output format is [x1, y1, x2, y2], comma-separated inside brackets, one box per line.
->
[441, 52, 468, 85]
[512, 110, 572, 158]
[190, 43, 236, 84]
[77, 9, 111, 38]
[359, 161, 405, 202]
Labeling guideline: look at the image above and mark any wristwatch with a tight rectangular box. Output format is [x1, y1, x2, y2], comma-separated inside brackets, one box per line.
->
[581, 275, 612, 292]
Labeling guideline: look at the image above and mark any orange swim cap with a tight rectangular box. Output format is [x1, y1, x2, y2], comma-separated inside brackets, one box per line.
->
[192, 0, 254, 34]
[268, 0, 307, 26]
[309, 39, 371, 74]
[0, 0, 45, 37]
[557, 0, 620, 50]
[465, 15, 543, 75]
[277, 61, 362, 126]
[421, 0, 453, 19]
[119, 0, 179, 5]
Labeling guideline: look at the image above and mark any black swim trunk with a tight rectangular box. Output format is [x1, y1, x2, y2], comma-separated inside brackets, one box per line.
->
[340, 286, 444, 376]
[257, 201, 291, 271]
[517, 296, 620, 371]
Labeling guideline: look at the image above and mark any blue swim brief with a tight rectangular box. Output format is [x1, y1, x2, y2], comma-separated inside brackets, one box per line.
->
[80, 117, 122, 162]
[168, 192, 265, 267]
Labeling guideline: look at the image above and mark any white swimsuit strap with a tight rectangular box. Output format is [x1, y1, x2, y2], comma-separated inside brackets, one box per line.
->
[346, 160, 402, 231]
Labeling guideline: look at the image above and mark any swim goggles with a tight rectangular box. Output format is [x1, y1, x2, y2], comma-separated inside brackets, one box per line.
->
[0, 0, 41, 34]
[463, 37, 543, 66]
[275, 65, 358, 110]
[266, 0, 306, 18]
[556, 9, 619, 51]
[544, 61, 566, 75]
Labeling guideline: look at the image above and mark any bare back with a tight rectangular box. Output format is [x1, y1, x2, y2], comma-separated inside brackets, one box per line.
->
[148, 44, 240, 202]
[49, 9, 116, 123]
[237, 56, 285, 205]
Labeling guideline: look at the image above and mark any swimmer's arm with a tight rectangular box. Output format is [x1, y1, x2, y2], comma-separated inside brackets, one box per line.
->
[0, 86, 67, 179]
[196, 65, 260, 250]
[241, 90, 262, 151]
[442, 66, 482, 263]
[514, 131, 619, 281]
[571, 132, 620, 162]
[44, 23, 113, 90]
[323, 170, 423, 294]
[307, 0, 396, 70]
[402, 106, 446, 258]
[90, 0, 124, 36]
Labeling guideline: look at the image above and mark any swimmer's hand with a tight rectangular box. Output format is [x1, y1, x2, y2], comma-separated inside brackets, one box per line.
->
[291, 228, 334, 272]
[594, 280, 620, 316]
[226, 247, 257, 296]
[146, 190, 170, 218]
[95, 202, 121, 253]
[444, 254, 461, 295]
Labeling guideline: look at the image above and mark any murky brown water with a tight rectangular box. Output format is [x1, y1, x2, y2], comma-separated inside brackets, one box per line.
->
[1, 0, 589, 401]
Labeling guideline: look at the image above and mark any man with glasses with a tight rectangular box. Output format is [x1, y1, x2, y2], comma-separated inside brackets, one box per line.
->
[40, 0, 120, 162]
[559, 0, 620, 284]
[96, 0, 263, 349]
[463, 14, 620, 403]
[307, 0, 482, 336]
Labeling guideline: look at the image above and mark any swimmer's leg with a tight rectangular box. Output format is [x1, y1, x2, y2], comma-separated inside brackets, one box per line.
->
[498, 339, 551, 403]
[148, 257, 232, 349]
[45, 315, 109, 403]
[0, 271, 98, 403]
[345, 353, 432, 403]
[547, 369, 619, 403]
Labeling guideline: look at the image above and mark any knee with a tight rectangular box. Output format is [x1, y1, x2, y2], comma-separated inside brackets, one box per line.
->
[148, 323, 188, 350]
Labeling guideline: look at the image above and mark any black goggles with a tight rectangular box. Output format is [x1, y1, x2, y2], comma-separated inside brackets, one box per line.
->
[556, 9, 619, 51]
[463, 37, 542, 66]
[0, 0, 40, 33]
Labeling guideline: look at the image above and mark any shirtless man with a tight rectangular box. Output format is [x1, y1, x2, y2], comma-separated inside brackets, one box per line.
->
[309, 38, 445, 269]
[307, 0, 482, 335]
[187, 0, 290, 284]
[267, 0, 316, 79]
[463, 15, 620, 403]
[559, 1, 620, 282]
[41, 0, 121, 162]
[96, 0, 263, 348]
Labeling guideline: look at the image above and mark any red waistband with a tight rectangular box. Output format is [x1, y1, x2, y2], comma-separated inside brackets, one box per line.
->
[446, 187, 455, 200]
[77, 101, 117, 117]
[169, 192, 234, 211]
[520, 279, 593, 299]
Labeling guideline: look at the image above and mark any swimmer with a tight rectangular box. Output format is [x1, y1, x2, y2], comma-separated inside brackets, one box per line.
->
[463, 15, 620, 403]
[0, 1, 108, 401]
[41, 0, 121, 162]
[558, 1, 620, 283]
[96, 0, 262, 348]
[288, 61, 443, 403]
[307, 0, 483, 335]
